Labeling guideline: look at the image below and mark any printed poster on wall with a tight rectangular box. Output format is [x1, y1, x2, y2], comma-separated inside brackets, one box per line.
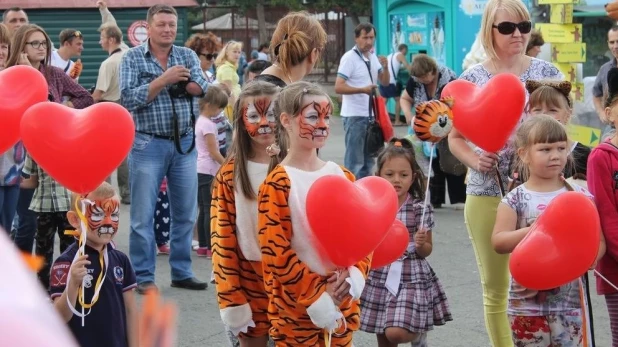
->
[390, 14, 406, 54]
[402, 12, 446, 66]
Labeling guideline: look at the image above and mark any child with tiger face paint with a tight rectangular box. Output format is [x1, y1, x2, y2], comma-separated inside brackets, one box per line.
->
[257, 81, 371, 346]
[50, 182, 138, 347]
[211, 80, 280, 347]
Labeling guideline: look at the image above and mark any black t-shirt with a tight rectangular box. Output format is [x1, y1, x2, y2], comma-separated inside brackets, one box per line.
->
[253, 74, 287, 88]
[50, 242, 137, 347]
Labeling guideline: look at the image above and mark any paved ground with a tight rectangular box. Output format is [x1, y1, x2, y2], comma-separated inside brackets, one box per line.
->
[107, 118, 611, 346]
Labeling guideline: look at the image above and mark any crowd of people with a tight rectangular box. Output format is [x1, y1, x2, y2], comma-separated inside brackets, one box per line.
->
[1, 0, 618, 346]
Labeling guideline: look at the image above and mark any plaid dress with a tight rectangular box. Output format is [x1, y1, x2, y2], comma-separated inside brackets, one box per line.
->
[360, 195, 452, 334]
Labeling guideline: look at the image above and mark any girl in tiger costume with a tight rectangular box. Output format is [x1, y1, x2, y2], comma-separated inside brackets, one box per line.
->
[211, 80, 280, 347]
[257, 81, 371, 346]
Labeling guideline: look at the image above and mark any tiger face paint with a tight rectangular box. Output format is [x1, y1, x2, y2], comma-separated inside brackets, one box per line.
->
[84, 198, 120, 239]
[242, 96, 276, 137]
[297, 98, 331, 141]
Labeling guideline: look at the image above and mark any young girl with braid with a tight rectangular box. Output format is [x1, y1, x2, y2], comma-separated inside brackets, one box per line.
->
[211, 80, 280, 347]
[257, 81, 370, 346]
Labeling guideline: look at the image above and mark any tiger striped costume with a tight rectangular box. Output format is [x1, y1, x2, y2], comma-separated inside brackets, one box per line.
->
[211, 159, 271, 338]
[257, 162, 372, 346]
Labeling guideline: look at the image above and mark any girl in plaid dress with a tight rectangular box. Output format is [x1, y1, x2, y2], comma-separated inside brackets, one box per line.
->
[360, 138, 452, 347]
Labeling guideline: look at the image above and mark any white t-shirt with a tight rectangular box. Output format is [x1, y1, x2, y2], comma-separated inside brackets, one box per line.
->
[257, 52, 269, 61]
[51, 50, 75, 76]
[501, 183, 592, 316]
[337, 47, 382, 117]
[386, 52, 402, 84]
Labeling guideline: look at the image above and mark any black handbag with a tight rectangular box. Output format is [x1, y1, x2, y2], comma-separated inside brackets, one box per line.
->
[353, 49, 384, 157]
[366, 97, 385, 157]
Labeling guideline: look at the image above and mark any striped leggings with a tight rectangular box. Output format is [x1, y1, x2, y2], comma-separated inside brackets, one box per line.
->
[606, 293, 618, 347]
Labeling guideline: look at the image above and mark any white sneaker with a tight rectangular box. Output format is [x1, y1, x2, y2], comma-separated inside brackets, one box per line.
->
[192, 240, 199, 251]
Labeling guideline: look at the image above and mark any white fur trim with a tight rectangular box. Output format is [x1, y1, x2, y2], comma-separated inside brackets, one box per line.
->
[220, 304, 254, 335]
[346, 266, 365, 300]
[286, 162, 345, 275]
[306, 292, 343, 331]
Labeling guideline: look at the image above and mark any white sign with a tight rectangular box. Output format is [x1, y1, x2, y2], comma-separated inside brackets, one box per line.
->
[128, 20, 149, 47]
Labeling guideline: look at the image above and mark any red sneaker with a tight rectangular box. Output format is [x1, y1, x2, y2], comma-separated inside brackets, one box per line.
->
[196, 247, 212, 259]
[157, 244, 170, 255]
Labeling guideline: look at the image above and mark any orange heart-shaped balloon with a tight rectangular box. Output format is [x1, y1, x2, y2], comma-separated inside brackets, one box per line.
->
[306, 175, 399, 267]
[510, 191, 601, 290]
[0, 65, 49, 153]
[441, 73, 525, 152]
[21, 102, 135, 194]
[371, 219, 409, 269]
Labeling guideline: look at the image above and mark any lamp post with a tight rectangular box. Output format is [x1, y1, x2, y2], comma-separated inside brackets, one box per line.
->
[201, 1, 209, 31]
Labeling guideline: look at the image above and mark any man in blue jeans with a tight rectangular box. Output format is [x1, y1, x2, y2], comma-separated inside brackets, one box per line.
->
[335, 23, 390, 179]
[120, 4, 209, 294]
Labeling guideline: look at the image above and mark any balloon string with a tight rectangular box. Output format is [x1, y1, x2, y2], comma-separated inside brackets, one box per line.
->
[420, 143, 435, 231]
[594, 269, 618, 291]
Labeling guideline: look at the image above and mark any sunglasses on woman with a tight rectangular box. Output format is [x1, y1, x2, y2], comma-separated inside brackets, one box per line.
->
[492, 21, 532, 35]
[200, 53, 217, 60]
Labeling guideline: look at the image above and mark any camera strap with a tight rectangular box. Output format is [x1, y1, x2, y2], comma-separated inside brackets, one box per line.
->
[169, 96, 196, 155]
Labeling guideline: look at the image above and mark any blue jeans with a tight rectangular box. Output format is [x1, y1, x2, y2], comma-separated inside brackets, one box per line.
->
[342, 116, 375, 179]
[12, 187, 37, 252]
[0, 185, 19, 232]
[128, 132, 198, 284]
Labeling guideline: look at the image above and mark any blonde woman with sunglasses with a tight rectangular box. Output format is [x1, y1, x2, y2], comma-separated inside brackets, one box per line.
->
[447, 0, 563, 346]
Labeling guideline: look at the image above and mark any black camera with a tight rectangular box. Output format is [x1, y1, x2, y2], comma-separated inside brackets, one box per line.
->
[169, 80, 191, 99]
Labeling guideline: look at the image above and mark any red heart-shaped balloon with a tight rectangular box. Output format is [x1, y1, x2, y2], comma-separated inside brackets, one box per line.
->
[306, 175, 399, 268]
[370, 219, 410, 269]
[21, 102, 135, 194]
[442, 73, 526, 153]
[510, 191, 601, 290]
[0, 66, 49, 153]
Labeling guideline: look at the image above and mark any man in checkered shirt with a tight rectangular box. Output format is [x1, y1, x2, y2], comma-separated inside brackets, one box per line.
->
[119, 4, 210, 293]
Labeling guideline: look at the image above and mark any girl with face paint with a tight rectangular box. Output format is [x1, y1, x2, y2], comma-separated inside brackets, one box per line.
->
[256, 81, 371, 345]
[210, 80, 280, 347]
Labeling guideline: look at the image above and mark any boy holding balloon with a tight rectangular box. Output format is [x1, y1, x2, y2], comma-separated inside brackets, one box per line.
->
[50, 182, 138, 347]
[492, 115, 604, 346]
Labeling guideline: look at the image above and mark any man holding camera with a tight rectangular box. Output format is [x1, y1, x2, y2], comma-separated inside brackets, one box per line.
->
[119, 4, 209, 294]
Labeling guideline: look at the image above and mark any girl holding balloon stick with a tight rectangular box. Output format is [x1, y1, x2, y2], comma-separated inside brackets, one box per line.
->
[587, 67, 618, 347]
[359, 138, 452, 347]
[257, 81, 371, 346]
[492, 115, 604, 346]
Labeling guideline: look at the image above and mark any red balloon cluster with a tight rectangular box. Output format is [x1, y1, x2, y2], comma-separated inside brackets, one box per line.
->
[306, 175, 409, 269]
[0, 65, 135, 194]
